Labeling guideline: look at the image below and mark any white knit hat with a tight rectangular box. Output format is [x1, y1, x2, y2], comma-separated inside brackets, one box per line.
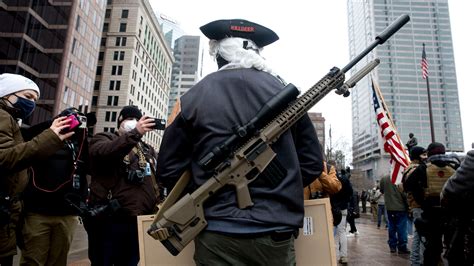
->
[0, 73, 40, 98]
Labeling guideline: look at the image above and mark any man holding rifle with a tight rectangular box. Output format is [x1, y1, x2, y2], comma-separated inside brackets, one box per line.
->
[157, 19, 324, 265]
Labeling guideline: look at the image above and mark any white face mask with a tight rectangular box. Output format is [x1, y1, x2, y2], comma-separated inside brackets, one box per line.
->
[121, 119, 137, 132]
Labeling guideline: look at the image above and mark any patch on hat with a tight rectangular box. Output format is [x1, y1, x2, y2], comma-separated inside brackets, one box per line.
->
[200, 19, 279, 47]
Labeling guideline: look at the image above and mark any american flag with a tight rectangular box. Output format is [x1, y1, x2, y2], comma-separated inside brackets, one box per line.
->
[372, 80, 410, 184]
[421, 43, 429, 79]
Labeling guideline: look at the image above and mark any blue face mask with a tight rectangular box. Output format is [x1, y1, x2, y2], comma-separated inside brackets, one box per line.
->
[12, 95, 36, 120]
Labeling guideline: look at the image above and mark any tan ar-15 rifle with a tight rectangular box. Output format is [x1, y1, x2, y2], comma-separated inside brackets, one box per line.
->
[148, 14, 410, 256]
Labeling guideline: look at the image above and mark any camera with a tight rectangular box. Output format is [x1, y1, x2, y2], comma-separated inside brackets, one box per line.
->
[86, 199, 121, 217]
[65, 196, 121, 218]
[62, 113, 87, 133]
[152, 118, 166, 130]
[126, 169, 146, 184]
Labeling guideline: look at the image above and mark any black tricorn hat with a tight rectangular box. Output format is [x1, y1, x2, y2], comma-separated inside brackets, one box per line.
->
[200, 19, 279, 48]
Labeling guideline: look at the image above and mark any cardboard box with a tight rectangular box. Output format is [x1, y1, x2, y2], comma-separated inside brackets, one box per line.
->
[137, 198, 335, 266]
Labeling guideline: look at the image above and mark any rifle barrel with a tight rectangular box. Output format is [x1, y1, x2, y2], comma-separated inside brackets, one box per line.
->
[341, 14, 410, 73]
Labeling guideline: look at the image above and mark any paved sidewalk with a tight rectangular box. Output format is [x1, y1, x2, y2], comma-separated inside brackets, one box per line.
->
[13, 213, 411, 265]
[342, 213, 411, 265]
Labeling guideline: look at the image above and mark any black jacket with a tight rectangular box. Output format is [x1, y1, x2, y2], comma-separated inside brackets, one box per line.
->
[330, 173, 353, 211]
[157, 68, 324, 234]
[21, 121, 89, 215]
[442, 150, 474, 216]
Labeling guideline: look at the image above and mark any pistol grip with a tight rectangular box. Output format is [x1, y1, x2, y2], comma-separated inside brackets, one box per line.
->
[236, 181, 254, 209]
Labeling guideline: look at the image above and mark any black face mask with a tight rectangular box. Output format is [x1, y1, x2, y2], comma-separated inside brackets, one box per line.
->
[11, 95, 35, 120]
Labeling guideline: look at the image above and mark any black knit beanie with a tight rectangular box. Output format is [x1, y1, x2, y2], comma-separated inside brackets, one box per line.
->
[427, 142, 446, 157]
[409, 146, 426, 160]
[117, 105, 142, 127]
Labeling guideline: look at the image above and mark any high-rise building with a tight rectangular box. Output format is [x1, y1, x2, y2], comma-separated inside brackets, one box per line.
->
[347, 0, 463, 179]
[93, 0, 173, 149]
[308, 112, 326, 151]
[0, 0, 106, 124]
[156, 12, 184, 51]
[167, 35, 201, 118]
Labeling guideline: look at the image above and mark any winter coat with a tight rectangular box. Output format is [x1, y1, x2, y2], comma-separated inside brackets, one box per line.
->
[304, 162, 342, 199]
[0, 105, 63, 257]
[88, 130, 159, 216]
[441, 150, 474, 216]
[0, 108, 63, 198]
[157, 68, 324, 234]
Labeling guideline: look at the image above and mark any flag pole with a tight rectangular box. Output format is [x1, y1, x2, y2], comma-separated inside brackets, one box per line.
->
[422, 43, 435, 143]
[372, 78, 410, 164]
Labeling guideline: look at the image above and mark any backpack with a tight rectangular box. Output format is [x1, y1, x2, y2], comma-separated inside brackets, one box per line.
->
[424, 162, 456, 199]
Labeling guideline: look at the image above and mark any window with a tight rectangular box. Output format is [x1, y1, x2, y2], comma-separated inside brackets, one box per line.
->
[75, 16, 81, 31]
[111, 112, 117, 122]
[98, 52, 104, 61]
[121, 9, 129, 18]
[111, 66, 123, 75]
[92, 96, 98, 106]
[113, 51, 125, 60]
[119, 23, 127, 32]
[63, 86, 69, 103]
[107, 96, 119, 106]
[115, 37, 126, 46]
[105, 111, 111, 121]
[96, 66, 102, 75]
[105, 9, 111, 18]
[94, 81, 100, 90]
[109, 80, 121, 90]
[103, 22, 109, 32]
[71, 38, 77, 54]
[101, 37, 106, 46]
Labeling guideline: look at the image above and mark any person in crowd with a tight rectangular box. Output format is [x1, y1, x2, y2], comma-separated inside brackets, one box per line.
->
[404, 142, 460, 266]
[406, 133, 418, 152]
[402, 146, 427, 266]
[347, 190, 360, 236]
[375, 185, 388, 229]
[330, 168, 353, 264]
[18, 108, 90, 265]
[0, 73, 73, 265]
[304, 160, 341, 200]
[380, 175, 410, 254]
[156, 19, 324, 265]
[368, 185, 378, 222]
[86, 105, 161, 265]
[441, 149, 474, 265]
[360, 190, 368, 213]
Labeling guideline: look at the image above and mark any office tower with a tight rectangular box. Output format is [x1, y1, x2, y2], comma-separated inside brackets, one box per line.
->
[308, 112, 326, 151]
[0, 0, 106, 124]
[167, 35, 201, 118]
[347, 0, 463, 179]
[156, 12, 185, 51]
[93, 0, 173, 149]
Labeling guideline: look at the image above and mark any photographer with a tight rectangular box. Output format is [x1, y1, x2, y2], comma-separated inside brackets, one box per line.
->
[86, 105, 160, 265]
[0, 73, 73, 265]
[18, 108, 90, 265]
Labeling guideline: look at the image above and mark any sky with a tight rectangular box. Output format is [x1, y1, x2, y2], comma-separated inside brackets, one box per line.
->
[151, 0, 473, 153]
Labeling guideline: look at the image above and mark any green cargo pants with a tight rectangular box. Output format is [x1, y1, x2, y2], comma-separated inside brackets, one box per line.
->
[20, 213, 78, 266]
[194, 230, 297, 266]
